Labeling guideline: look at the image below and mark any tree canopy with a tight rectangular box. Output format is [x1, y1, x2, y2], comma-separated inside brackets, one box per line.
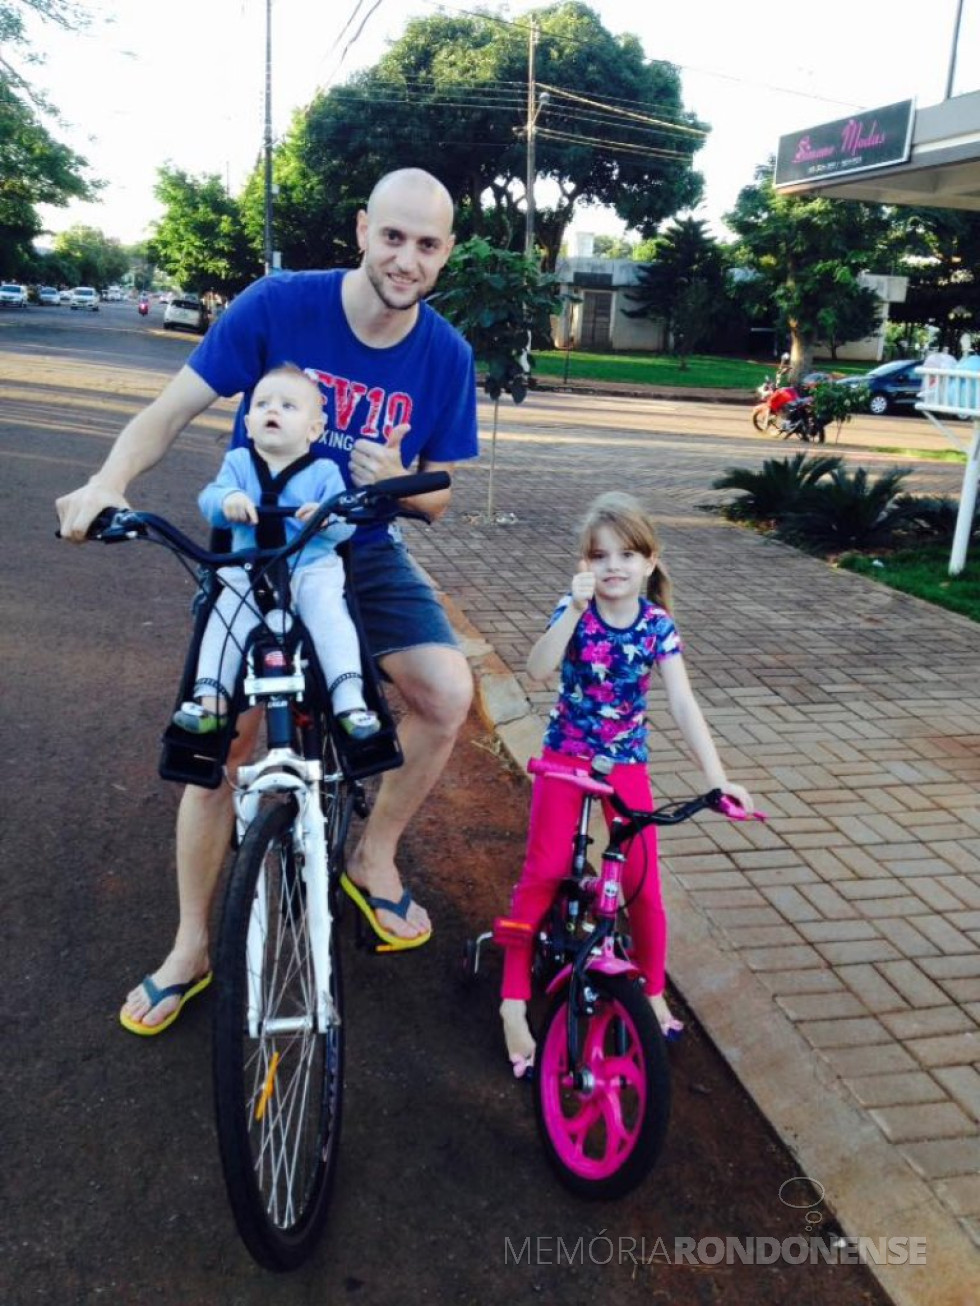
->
[0, 1, 97, 275]
[149, 167, 260, 297]
[888, 206, 980, 350]
[258, 1, 706, 271]
[726, 164, 890, 375]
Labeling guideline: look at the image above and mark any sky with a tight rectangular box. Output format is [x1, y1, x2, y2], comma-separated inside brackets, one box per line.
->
[28, 0, 980, 249]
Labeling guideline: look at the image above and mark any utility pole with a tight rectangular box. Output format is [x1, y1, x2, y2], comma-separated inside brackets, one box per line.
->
[945, 0, 964, 99]
[263, 0, 274, 275]
[524, 19, 538, 262]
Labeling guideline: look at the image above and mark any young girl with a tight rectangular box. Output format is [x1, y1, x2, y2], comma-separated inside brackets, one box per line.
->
[499, 491, 753, 1078]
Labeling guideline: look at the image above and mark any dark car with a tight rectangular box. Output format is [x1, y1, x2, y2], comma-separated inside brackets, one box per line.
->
[839, 358, 924, 416]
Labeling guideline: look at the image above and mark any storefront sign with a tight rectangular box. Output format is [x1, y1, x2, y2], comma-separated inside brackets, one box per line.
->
[774, 100, 914, 187]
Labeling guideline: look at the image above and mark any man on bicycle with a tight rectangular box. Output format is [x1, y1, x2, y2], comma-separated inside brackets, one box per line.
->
[56, 168, 479, 1032]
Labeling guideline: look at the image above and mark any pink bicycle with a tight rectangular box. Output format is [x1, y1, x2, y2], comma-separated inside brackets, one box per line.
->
[465, 754, 764, 1200]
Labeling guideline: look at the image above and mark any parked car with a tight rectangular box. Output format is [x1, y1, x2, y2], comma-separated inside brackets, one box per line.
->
[69, 286, 100, 312]
[163, 296, 209, 334]
[58, 289, 73, 304]
[38, 286, 61, 306]
[838, 358, 925, 416]
[0, 283, 28, 308]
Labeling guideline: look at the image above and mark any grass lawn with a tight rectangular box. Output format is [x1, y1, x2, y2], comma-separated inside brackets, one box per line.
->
[533, 351, 868, 391]
[839, 541, 980, 622]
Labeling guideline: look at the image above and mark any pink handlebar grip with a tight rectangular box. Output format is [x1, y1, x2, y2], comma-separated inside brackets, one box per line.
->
[717, 794, 767, 822]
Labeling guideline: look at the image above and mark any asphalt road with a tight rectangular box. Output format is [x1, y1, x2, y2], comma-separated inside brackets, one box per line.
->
[1, 303, 897, 1306]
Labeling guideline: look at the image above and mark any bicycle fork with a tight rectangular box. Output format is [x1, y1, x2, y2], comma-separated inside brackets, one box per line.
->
[236, 771, 339, 1038]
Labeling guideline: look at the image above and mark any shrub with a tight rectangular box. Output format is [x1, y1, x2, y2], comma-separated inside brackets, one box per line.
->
[778, 465, 916, 553]
[713, 452, 844, 522]
[810, 380, 869, 438]
[895, 494, 971, 542]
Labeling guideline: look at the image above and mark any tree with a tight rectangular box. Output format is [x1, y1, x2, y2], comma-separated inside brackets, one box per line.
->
[591, 235, 635, 260]
[0, 2, 98, 274]
[726, 163, 891, 380]
[433, 236, 561, 521]
[888, 207, 980, 351]
[815, 283, 882, 360]
[50, 224, 128, 287]
[262, 2, 705, 271]
[625, 216, 730, 362]
[149, 168, 260, 297]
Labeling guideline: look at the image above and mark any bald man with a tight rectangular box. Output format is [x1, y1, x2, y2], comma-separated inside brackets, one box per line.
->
[57, 168, 479, 1033]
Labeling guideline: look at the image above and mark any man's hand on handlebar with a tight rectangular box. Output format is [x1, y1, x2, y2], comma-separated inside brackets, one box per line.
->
[55, 480, 130, 542]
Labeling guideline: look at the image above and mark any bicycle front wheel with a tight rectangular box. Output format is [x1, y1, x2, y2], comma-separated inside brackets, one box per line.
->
[213, 799, 344, 1271]
[534, 972, 670, 1200]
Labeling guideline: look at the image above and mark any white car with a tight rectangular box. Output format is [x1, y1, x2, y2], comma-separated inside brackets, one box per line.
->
[69, 286, 100, 311]
[0, 283, 28, 307]
[163, 295, 209, 334]
[38, 286, 61, 306]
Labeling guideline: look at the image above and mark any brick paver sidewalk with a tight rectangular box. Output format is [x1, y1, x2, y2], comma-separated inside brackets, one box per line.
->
[411, 393, 980, 1306]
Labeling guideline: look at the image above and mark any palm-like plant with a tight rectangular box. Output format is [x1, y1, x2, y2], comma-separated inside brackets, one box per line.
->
[779, 466, 915, 553]
[713, 452, 843, 521]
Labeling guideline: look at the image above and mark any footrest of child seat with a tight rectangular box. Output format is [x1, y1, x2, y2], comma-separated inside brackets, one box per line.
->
[332, 720, 403, 782]
[158, 722, 229, 789]
[492, 917, 536, 949]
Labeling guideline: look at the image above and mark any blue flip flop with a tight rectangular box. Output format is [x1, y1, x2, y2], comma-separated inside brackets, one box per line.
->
[340, 874, 432, 952]
[119, 971, 213, 1036]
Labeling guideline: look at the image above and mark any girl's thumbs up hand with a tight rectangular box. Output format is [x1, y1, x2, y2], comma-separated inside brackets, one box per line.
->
[571, 562, 595, 610]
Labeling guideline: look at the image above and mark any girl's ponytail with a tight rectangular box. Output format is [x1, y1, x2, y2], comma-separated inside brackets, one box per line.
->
[647, 557, 673, 613]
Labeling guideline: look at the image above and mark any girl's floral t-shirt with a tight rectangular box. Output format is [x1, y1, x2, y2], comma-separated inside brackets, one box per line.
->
[542, 597, 682, 763]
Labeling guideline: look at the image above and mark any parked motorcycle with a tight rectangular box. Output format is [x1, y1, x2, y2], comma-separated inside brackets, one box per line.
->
[752, 377, 826, 443]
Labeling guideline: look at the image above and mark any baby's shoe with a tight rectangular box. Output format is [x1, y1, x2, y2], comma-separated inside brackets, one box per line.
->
[173, 701, 225, 735]
[337, 707, 381, 741]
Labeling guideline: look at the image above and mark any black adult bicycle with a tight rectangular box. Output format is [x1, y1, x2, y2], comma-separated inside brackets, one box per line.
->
[80, 470, 448, 1269]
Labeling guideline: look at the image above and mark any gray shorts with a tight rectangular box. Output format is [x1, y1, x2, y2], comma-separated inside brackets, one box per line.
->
[348, 534, 459, 666]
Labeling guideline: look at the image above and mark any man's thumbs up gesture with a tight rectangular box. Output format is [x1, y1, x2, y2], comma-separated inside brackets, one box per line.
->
[350, 423, 410, 487]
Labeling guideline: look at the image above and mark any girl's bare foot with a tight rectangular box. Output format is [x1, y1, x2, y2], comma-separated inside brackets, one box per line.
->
[648, 991, 684, 1040]
[121, 948, 210, 1029]
[500, 998, 535, 1078]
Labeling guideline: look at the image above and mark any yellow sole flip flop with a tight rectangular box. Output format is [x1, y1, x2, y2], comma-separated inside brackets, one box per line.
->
[340, 874, 432, 952]
[119, 971, 213, 1036]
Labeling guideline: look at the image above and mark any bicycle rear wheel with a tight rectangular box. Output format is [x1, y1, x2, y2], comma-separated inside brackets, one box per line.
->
[213, 799, 344, 1270]
[534, 972, 670, 1200]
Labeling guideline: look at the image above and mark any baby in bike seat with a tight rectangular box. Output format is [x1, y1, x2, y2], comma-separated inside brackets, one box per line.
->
[173, 363, 380, 742]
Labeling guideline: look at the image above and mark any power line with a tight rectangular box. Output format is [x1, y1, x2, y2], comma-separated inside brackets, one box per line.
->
[539, 83, 707, 137]
[536, 127, 691, 161]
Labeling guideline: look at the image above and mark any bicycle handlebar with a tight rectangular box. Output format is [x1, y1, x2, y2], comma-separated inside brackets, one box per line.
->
[527, 755, 766, 827]
[65, 470, 452, 570]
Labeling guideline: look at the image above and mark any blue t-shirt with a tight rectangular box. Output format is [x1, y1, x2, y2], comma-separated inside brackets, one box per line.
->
[187, 270, 479, 543]
[542, 596, 683, 764]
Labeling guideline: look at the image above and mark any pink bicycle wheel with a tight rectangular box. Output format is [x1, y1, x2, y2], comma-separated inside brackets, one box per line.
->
[533, 972, 670, 1199]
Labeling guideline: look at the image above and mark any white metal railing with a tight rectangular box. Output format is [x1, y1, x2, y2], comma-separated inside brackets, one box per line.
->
[915, 365, 980, 422]
[915, 364, 980, 576]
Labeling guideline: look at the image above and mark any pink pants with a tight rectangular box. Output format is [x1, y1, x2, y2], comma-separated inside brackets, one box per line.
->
[500, 750, 667, 1002]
